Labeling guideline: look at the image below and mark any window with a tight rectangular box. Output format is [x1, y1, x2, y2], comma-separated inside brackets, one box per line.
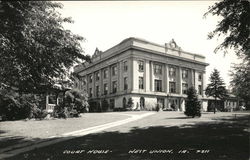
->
[154, 64, 162, 74]
[182, 69, 188, 78]
[198, 85, 202, 95]
[112, 65, 117, 76]
[95, 72, 100, 81]
[169, 67, 176, 76]
[48, 94, 56, 104]
[154, 80, 162, 92]
[139, 77, 144, 89]
[138, 61, 144, 72]
[103, 69, 108, 79]
[169, 82, 176, 93]
[123, 61, 128, 72]
[198, 73, 202, 81]
[104, 83, 108, 95]
[112, 81, 117, 93]
[182, 83, 188, 94]
[89, 75, 93, 83]
[96, 86, 99, 97]
[89, 88, 92, 98]
[124, 77, 128, 90]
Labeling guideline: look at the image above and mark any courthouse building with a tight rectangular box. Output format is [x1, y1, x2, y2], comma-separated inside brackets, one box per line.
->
[74, 37, 209, 111]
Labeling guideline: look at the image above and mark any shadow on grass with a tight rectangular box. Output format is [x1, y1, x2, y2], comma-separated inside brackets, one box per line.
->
[3, 115, 250, 160]
[165, 117, 193, 119]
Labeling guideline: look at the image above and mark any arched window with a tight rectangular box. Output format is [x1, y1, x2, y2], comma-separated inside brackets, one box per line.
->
[123, 97, 127, 108]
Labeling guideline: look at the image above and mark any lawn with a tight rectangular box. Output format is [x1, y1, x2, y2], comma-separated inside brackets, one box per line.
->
[0, 112, 130, 149]
[4, 112, 249, 160]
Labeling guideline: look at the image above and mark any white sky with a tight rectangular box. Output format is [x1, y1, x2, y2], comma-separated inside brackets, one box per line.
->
[58, 1, 241, 88]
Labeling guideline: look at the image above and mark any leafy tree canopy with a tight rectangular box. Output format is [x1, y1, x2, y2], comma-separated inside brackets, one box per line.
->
[230, 60, 250, 108]
[204, 0, 250, 58]
[0, 1, 89, 93]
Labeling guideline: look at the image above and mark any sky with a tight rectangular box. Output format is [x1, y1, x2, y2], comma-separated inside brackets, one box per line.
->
[58, 1, 241, 88]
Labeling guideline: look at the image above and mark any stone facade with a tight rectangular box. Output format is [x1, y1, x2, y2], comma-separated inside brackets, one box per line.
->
[74, 37, 209, 111]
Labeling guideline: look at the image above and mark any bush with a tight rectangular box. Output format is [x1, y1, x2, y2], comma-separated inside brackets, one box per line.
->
[0, 87, 46, 121]
[64, 89, 89, 114]
[184, 87, 201, 118]
[52, 89, 89, 118]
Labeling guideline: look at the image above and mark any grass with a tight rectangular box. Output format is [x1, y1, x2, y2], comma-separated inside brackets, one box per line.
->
[3, 112, 249, 160]
[0, 112, 130, 149]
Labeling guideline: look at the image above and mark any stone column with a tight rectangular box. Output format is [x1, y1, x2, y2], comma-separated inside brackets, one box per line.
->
[202, 72, 206, 97]
[145, 60, 150, 92]
[165, 64, 169, 93]
[92, 72, 95, 97]
[118, 61, 124, 91]
[150, 61, 154, 91]
[179, 67, 182, 94]
[100, 70, 103, 96]
[108, 66, 111, 94]
[117, 62, 121, 92]
[130, 57, 134, 92]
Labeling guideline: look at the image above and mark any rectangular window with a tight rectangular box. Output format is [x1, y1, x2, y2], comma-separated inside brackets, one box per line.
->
[112, 65, 117, 76]
[198, 73, 202, 81]
[103, 69, 108, 79]
[169, 67, 176, 77]
[139, 61, 144, 72]
[182, 69, 188, 79]
[95, 72, 100, 81]
[182, 83, 188, 94]
[169, 82, 176, 93]
[104, 83, 108, 95]
[112, 81, 117, 93]
[198, 85, 202, 95]
[89, 88, 92, 98]
[124, 77, 128, 90]
[154, 64, 162, 74]
[48, 94, 56, 104]
[123, 61, 128, 72]
[139, 77, 144, 89]
[154, 80, 162, 92]
[96, 86, 99, 97]
[89, 75, 93, 83]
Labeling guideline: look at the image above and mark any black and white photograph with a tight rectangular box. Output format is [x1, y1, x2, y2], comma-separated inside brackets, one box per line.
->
[0, 1, 249, 160]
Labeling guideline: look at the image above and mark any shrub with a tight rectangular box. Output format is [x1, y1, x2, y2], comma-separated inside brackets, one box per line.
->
[64, 89, 89, 115]
[184, 87, 201, 118]
[0, 87, 45, 121]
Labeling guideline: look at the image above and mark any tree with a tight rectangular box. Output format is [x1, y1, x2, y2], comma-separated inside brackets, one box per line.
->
[184, 87, 201, 118]
[205, 69, 228, 113]
[0, 1, 89, 94]
[204, 0, 250, 58]
[230, 60, 250, 110]
[64, 89, 89, 114]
